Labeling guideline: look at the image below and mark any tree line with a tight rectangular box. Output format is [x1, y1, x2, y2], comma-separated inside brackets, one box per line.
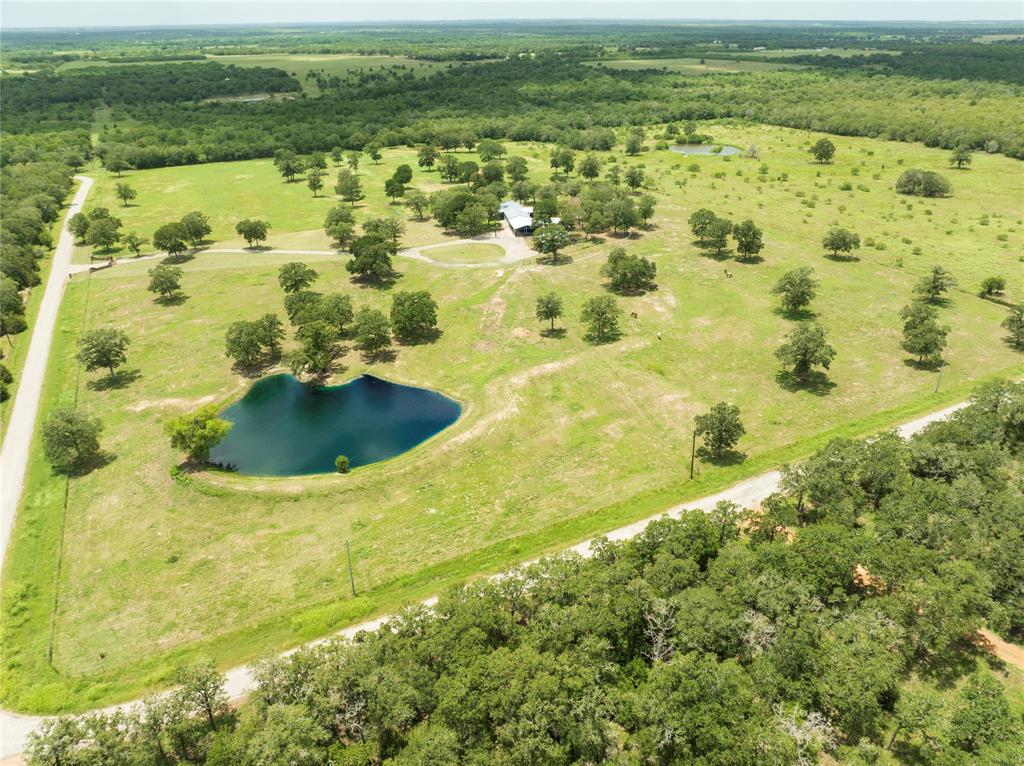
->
[0, 130, 89, 401]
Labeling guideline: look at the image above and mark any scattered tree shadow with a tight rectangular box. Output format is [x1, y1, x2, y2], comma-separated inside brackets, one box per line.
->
[63, 450, 117, 478]
[154, 293, 188, 307]
[351, 271, 401, 290]
[915, 642, 985, 689]
[231, 353, 280, 379]
[242, 245, 273, 253]
[87, 368, 142, 391]
[584, 331, 623, 346]
[773, 306, 817, 321]
[395, 328, 443, 346]
[700, 248, 732, 262]
[536, 253, 574, 266]
[824, 252, 861, 263]
[775, 369, 836, 396]
[540, 327, 567, 339]
[890, 741, 942, 766]
[162, 253, 195, 265]
[903, 357, 945, 372]
[1005, 337, 1024, 353]
[697, 448, 748, 466]
[362, 348, 398, 364]
[607, 281, 658, 297]
[735, 254, 765, 265]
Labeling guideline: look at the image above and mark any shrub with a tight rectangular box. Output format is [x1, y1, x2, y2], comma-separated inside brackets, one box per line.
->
[41, 408, 103, 473]
[895, 169, 952, 197]
[980, 276, 1006, 296]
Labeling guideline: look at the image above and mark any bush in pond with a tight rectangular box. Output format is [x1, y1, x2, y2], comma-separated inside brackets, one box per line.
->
[335, 455, 350, 474]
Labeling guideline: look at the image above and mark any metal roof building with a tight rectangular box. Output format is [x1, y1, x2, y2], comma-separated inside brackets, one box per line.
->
[499, 200, 561, 236]
[499, 200, 534, 235]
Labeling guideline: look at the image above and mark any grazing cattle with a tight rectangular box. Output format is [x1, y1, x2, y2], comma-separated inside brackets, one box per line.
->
[630, 312, 638, 319]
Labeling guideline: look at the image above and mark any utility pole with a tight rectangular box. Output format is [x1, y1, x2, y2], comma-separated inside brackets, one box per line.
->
[689, 430, 697, 480]
[345, 539, 356, 597]
[934, 346, 950, 394]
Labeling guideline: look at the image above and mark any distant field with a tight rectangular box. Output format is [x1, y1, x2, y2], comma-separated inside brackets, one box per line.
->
[55, 54, 444, 95]
[207, 53, 445, 94]
[973, 34, 1024, 43]
[4, 125, 1023, 712]
[741, 47, 902, 58]
[591, 57, 805, 73]
[56, 58, 206, 72]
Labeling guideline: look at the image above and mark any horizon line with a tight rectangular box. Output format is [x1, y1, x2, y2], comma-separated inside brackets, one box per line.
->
[4, 17, 1023, 32]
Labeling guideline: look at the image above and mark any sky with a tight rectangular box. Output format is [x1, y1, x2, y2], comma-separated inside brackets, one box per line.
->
[1, 1, 1021, 29]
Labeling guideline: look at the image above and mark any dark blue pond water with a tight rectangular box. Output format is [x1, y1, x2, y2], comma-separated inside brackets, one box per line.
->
[669, 144, 741, 156]
[209, 374, 461, 475]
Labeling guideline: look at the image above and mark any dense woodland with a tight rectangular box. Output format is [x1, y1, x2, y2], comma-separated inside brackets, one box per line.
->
[1, 62, 300, 112]
[777, 44, 1024, 85]
[3, 53, 1021, 173]
[25, 381, 1024, 764]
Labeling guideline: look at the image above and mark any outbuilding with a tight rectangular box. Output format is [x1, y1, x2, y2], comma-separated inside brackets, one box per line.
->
[499, 200, 562, 236]
[499, 200, 535, 235]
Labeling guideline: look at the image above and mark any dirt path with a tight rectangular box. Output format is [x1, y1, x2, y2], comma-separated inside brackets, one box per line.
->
[0, 176, 93, 575]
[0, 391, 982, 757]
[85, 226, 536, 273]
[979, 629, 1024, 671]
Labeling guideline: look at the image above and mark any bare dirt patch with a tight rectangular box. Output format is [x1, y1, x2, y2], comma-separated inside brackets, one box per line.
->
[978, 629, 1024, 671]
[128, 394, 216, 412]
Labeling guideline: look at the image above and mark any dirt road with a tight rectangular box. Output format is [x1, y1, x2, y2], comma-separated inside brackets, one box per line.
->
[0, 176, 93, 575]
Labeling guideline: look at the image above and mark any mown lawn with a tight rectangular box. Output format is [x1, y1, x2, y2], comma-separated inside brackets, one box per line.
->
[74, 150, 453, 264]
[3, 124, 1022, 712]
[420, 242, 506, 263]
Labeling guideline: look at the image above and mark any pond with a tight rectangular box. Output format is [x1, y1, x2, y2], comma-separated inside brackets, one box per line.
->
[669, 143, 742, 156]
[209, 374, 461, 476]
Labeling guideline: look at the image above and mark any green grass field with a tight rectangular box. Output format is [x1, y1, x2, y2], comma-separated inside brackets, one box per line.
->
[3, 124, 1022, 712]
[420, 242, 506, 263]
[75, 152, 454, 263]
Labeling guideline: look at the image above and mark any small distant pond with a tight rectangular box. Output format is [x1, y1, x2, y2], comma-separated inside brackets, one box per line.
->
[670, 144, 742, 156]
[209, 374, 461, 476]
